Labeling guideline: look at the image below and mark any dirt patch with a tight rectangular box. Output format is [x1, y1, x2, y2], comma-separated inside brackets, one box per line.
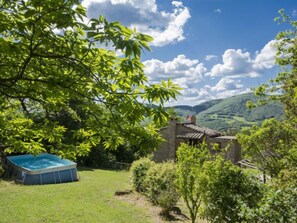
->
[115, 191, 190, 223]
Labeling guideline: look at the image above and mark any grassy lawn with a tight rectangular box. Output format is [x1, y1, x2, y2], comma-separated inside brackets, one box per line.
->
[0, 168, 153, 223]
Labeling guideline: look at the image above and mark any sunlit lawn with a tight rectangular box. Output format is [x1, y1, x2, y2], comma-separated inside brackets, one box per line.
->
[0, 168, 153, 223]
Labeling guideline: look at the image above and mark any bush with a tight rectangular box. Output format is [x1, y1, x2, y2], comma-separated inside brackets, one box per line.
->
[257, 186, 297, 223]
[200, 157, 263, 223]
[130, 157, 155, 193]
[144, 162, 179, 214]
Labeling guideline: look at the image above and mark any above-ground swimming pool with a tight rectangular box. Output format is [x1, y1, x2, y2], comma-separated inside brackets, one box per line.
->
[5, 153, 78, 185]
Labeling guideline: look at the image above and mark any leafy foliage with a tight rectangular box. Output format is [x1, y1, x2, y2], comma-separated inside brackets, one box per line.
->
[175, 142, 210, 223]
[176, 142, 263, 223]
[200, 157, 263, 223]
[144, 162, 179, 214]
[255, 10, 297, 122]
[257, 186, 297, 223]
[130, 157, 155, 193]
[0, 0, 180, 158]
[237, 118, 297, 176]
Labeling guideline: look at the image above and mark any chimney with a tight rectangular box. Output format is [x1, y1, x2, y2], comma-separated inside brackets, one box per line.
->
[186, 115, 196, 124]
[169, 117, 177, 136]
[168, 117, 177, 160]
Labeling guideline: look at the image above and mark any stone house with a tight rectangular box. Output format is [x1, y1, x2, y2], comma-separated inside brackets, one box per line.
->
[153, 116, 241, 164]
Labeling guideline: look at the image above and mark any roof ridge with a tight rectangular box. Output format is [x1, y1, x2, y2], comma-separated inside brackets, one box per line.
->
[182, 123, 222, 136]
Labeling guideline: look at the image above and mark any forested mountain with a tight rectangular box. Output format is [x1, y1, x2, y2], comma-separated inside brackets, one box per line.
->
[168, 93, 285, 133]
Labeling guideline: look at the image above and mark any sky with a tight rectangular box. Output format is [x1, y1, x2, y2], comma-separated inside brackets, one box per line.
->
[81, 0, 297, 106]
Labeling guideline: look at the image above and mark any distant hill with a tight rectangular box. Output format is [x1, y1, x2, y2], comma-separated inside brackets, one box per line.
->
[168, 93, 285, 133]
[169, 99, 223, 116]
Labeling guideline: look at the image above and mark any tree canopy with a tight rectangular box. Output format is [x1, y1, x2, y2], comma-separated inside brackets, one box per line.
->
[0, 0, 180, 159]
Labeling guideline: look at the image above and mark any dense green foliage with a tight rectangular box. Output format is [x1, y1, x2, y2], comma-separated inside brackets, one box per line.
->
[175, 142, 210, 223]
[200, 157, 263, 223]
[257, 185, 297, 222]
[0, 0, 180, 159]
[176, 143, 263, 223]
[130, 157, 154, 193]
[144, 162, 179, 214]
[237, 118, 297, 176]
[130, 159, 179, 214]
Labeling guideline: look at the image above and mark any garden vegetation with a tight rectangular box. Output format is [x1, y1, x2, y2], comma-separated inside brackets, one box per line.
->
[130, 10, 297, 222]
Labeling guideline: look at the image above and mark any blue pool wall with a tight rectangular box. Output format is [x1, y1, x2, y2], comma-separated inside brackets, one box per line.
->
[5, 154, 78, 185]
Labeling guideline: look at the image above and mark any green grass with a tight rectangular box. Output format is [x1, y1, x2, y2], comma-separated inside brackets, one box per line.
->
[0, 168, 152, 223]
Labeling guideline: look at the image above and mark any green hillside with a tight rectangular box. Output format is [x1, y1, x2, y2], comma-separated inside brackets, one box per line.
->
[171, 93, 285, 133]
[169, 99, 223, 117]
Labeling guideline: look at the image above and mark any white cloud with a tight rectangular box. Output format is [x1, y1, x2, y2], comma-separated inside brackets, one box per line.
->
[144, 55, 248, 106]
[168, 83, 250, 106]
[81, 0, 191, 46]
[172, 1, 183, 7]
[207, 41, 276, 78]
[143, 40, 277, 106]
[181, 78, 249, 105]
[144, 54, 207, 88]
[167, 87, 211, 106]
[253, 40, 277, 70]
[207, 49, 255, 77]
[214, 88, 250, 99]
[205, 55, 218, 61]
[210, 77, 243, 92]
[214, 9, 222, 14]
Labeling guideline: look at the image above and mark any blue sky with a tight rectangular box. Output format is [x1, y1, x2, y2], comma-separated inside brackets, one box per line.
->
[82, 0, 297, 106]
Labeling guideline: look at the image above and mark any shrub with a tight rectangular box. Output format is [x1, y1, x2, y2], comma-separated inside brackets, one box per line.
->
[200, 157, 263, 223]
[144, 162, 179, 214]
[130, 157, 155, 193]
[257, 185, 297, 222]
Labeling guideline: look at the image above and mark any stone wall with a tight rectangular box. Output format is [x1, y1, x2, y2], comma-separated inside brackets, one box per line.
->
[209, 137, 242, 164]
[153, 118, 177, 162]
[153, 120, 242, 164]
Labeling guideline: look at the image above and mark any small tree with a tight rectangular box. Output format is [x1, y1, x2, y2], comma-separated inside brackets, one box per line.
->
[175, 142, 210, 223]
